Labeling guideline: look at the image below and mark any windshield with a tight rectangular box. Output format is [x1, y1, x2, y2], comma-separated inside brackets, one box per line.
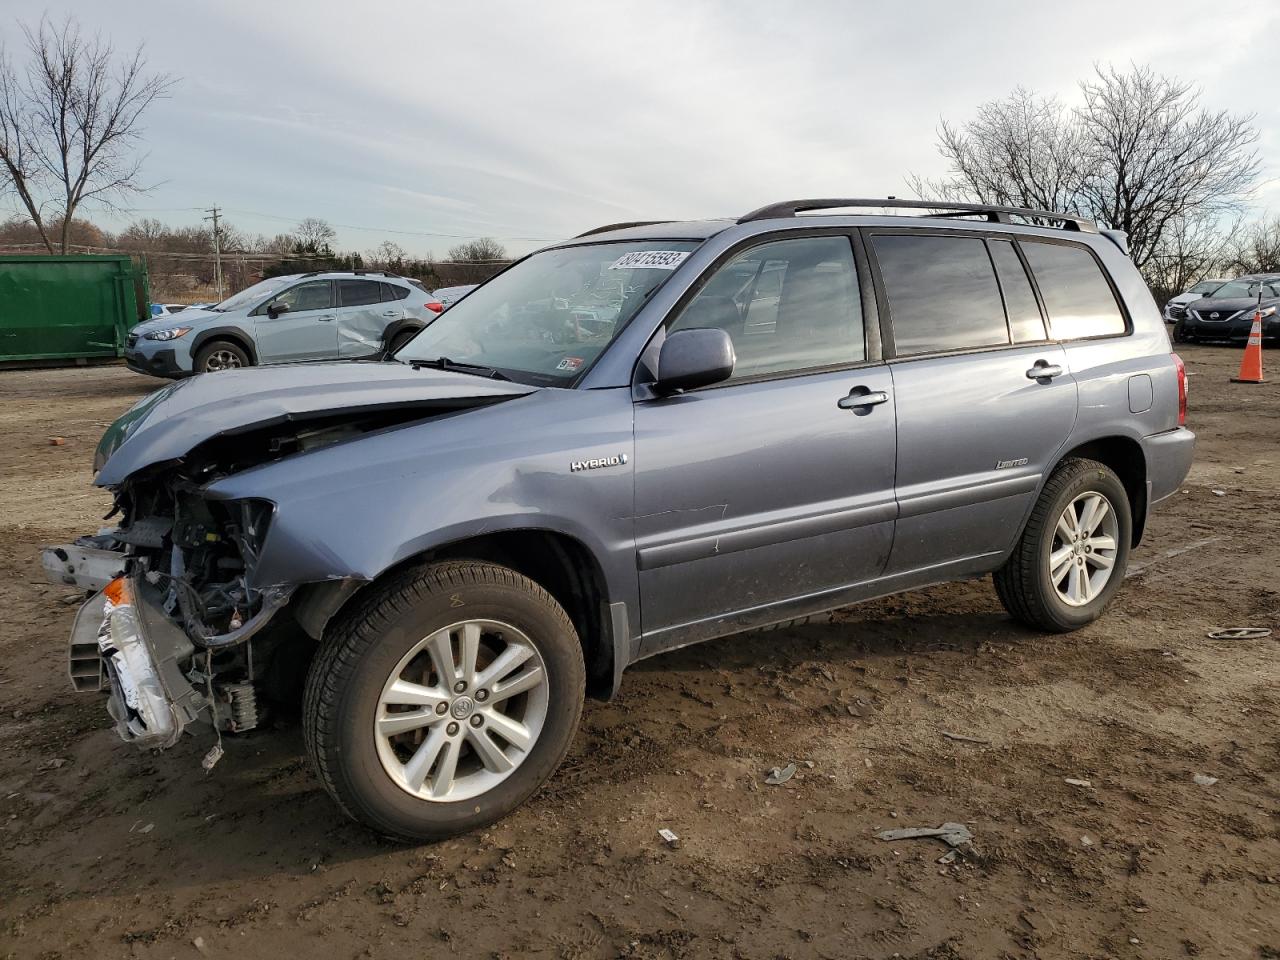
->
[1209, 281, 1279, 300]
[1190, 280, 1224, 295]
[212, 277, 295, 313]
[396, 241, 700, 383]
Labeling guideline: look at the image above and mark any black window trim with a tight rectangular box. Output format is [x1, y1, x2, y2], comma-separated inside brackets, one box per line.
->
[862, 226, 1132, 363]
[633, 226, 883, 395]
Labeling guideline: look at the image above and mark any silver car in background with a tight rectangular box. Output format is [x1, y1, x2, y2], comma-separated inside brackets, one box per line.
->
[124, 271, 444, 377]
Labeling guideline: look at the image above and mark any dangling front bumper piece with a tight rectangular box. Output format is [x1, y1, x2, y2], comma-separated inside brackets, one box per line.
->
[72, 576, 208, 749]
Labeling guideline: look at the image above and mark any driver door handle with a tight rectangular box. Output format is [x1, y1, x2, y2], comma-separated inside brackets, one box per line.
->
[837, 388, 889, 410]
[1026, 361, 1064, 380]
[316, 315, 335, 322]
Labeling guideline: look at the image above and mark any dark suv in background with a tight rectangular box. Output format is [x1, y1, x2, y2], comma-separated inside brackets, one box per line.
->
[47, 198, 1193, 841]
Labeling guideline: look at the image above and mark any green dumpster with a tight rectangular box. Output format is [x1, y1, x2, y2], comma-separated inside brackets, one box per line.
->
[0, 254, 150, 362]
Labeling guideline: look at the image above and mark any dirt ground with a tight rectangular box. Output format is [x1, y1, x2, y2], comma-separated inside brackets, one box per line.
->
[1, 344, 1277, 960]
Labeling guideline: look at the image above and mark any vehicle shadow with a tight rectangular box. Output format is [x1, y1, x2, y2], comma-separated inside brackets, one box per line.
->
[8, 598, 1024, 903]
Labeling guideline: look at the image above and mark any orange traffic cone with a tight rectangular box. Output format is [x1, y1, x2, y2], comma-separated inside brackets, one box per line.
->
[1231, 310, 1265, 383]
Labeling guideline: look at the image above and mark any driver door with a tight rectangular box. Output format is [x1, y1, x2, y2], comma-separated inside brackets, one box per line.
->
[252, 279, 338, 363]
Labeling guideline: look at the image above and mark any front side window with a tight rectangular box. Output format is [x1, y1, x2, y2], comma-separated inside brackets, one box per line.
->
[1020, 241, 1125, 339]
[274, 280, 333, 313]
[338, 279, 382, 307]
[873, 234, 1008, 356]
[396, 241, 700, 384]
[669, 236, 864, 381]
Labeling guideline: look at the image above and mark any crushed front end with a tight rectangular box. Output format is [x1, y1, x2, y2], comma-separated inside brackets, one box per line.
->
[47, 444, 307, 747]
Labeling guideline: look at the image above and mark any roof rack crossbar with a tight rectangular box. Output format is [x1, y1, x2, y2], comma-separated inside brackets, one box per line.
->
[737, 198, 1096, 233]
[574, 220, 672, 238]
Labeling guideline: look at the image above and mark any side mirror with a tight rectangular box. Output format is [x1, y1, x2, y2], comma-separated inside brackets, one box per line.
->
[266, 301, 290, 319]
[654, 328, 735, 393]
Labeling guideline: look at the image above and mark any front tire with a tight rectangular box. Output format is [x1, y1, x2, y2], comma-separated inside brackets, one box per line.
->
[303, 561, 585, 842]
[194, 339, 250, 372]
[994, 458, 1132, 632]
[1171, 320, 1193, 344]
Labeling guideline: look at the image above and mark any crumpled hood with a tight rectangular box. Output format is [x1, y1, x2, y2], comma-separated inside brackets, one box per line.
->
[95, 361, 537, 486]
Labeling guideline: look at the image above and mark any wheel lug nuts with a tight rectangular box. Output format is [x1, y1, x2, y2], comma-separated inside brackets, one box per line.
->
[475, 689, 489, 702]
[446, 722, 459, 735]
[453, 680, 467, 693]
[470, 715, 483, 727]
[435, 702, 448, 714]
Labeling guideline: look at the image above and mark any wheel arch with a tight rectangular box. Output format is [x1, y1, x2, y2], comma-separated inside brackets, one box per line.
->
[191, 326, 259, 365]
[294, 527, 624, 701]
[1051, 435, 1148, 546]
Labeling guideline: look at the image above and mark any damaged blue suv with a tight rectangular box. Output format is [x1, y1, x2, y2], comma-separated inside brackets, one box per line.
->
[45, 199, 1194, 841]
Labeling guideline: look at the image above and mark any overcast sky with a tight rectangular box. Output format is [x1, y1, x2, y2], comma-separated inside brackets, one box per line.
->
[4, 0, 1279, 257]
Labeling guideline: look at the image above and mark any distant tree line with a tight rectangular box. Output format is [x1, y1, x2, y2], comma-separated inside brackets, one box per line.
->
[914, 64, 1277, 302]
[0, 213, 511, 298]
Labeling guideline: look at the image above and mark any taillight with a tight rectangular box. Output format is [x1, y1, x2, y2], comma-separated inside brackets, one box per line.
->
[425, 301, 443, 314]
[1172, 352, 1187, 425]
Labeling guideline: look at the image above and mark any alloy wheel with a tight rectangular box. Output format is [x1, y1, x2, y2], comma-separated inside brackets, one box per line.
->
[1048, 492, 1119, 606]
[204, 349, 243, 372]
[374, 619, 548, 802]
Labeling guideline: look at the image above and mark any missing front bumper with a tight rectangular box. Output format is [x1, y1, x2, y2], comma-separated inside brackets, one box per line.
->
[71, 576, 208, 749]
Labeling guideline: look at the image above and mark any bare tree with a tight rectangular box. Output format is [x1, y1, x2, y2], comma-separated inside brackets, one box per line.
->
[910, 87, 1084, 218]
[1145, 213, 1237, 303]
[295, 217, 336, 253]
[0, 16, 174, 253]
[1223, 216, 1280, 276]
[916, 65, 1260, 270]
[444, 237, 509, 284]
[368, 239, 406, 269]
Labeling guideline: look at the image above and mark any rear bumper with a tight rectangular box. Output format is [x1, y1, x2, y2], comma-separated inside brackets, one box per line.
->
[1143, 427, 1195, 507]
[70, 577, 207, 749]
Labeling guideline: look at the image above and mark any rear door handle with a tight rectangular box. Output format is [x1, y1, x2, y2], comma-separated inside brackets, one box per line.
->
[317, 315, 335, 322]
[1026, 361, 1064, 380]
[381, 310, 399, 318]
[837, 388, 889, 410]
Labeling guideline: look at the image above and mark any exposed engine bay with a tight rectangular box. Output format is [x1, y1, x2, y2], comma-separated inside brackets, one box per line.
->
[57, 404, 467, 742]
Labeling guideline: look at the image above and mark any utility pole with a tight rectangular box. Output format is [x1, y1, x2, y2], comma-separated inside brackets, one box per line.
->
[204, 205, 224, 301]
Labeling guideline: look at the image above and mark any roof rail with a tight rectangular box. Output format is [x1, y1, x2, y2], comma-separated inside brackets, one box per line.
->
[574, 220, 671, 238]
[737, 198, 1097, 233]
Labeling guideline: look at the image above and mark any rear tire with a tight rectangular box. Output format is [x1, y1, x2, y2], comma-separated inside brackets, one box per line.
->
[194, 339, 250, 372]
[994, 458, 1132, 632]
[386, 330, 417, 356]
[303, 560, 585, 842]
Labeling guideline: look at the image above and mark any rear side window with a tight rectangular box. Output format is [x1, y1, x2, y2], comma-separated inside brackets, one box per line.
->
[338, 279, 383, 307]
[380, 282, 410, 301]
[872, 234, 1008, 356]
[669, 235, 864, 381]
[1020, 241, 1126, 339]
[988, 239, 1046, 343]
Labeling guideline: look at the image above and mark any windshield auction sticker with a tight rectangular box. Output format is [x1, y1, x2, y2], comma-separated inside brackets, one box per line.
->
[609, 250, 691, 270]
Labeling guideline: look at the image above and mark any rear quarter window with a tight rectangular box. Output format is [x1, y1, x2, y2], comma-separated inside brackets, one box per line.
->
[1020, 241, 1126, 340]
